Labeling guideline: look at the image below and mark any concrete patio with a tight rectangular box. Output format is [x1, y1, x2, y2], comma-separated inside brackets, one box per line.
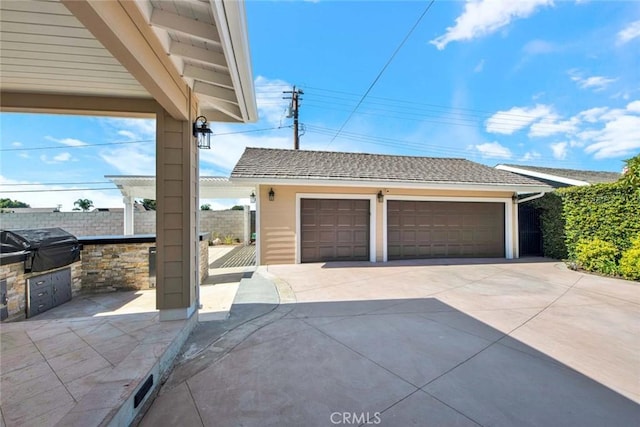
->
[141, 258, 639, 426]
[0, 246, 253, 427]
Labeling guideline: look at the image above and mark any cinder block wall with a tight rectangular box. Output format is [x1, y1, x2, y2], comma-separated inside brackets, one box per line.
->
[199, 210, 244, 241]
[0, 210, 244, 239]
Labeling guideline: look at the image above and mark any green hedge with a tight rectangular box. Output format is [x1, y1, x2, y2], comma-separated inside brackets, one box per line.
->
[619, 236, 640, 280]
[558, 182, 640, 260]
[531, 192, 567, 260]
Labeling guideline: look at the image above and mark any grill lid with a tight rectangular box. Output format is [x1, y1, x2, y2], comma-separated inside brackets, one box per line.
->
[1, 228, 78, 251]
[0, 228, 80, 272]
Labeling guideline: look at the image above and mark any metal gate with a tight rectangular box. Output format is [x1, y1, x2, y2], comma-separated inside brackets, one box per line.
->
[518, 203, 543, 256]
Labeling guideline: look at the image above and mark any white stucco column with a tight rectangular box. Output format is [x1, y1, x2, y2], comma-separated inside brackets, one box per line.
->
[123, 194, 134, 235]
[243, 205, 251, 246]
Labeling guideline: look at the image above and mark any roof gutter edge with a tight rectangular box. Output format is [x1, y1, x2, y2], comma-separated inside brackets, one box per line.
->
[229, 177, 552, 193]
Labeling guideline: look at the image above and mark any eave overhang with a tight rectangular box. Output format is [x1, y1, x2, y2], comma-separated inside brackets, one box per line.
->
[229, 176, 553, 194]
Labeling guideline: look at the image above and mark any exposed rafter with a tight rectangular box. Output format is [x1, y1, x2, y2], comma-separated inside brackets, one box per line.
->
[193, 81, 237, 105]
[183, 64, 233, 89]
[150, 8, 221, 44]
[169, 41, 227, 68]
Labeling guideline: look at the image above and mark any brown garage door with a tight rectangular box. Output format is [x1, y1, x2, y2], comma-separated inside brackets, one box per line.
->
[387, 201, 504, 259]
[301, 199, 370, 263]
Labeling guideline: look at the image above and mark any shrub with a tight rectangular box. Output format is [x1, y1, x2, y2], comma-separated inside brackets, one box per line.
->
[619, 236, 640, 281]
[574, 238, 619, 275]
[559, 182, 640, 260]
[223, 234, 235, 245]
[531, 193, 567, 259]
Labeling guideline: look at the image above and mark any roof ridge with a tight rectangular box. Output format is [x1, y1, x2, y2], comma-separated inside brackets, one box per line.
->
[500, 163, 620, 174]
[243, 146, 464, 161]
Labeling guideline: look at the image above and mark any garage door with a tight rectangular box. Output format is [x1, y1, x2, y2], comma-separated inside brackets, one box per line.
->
[387, 201, 504, 259]
[301, 199, 370, 263]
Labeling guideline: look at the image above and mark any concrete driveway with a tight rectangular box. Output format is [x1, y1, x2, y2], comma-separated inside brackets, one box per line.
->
[141, 258, 639, 426]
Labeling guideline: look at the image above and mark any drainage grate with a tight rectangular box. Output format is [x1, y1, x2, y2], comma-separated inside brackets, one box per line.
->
[134, 374, 154, 409]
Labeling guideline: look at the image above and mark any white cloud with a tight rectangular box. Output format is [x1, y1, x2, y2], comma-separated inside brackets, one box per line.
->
[40, 152, 72, 164]
[617, 20, 640, 44]
[578, 107, 609, 123]
[254, 75, 293, 126]
[100, 118, 156, 140]
[117, 130, 137, 140]
[520, 151, 541, 161]
[485, 104, 552, 134]
[199, 128, 292, 174]
[550, 142, 568, 159]
[18, 153, 29, 159]
[45, 136, 89, 147]
[581, 113, 640, 159]
[472, 141, 513, 159]
[569, 71, 616, 91]
[627, 100, 640, 113]
[529, 114, 579, 137]
[430, 0, 553, 50]
[474, 59, 485, 72]
[100, 146, 155, 175]
[522, 39, 557, 56]
[11, 141, 22, 147]
[53, 152, 71, 162]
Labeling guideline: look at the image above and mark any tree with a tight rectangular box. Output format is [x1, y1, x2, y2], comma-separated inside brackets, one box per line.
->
[621, 154, 640, 195]
[142, 199, 156, 211]
[74, 198, 94, 212]
[201, 204, 211, 211]
[230, 205, 244, 210]
[0, 198, 30, 208]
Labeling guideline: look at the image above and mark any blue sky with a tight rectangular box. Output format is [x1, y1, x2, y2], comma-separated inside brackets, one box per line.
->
[1, 0, 639, 210]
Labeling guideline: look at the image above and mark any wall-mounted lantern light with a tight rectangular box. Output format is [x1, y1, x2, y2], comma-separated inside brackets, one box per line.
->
[250, 191, 256, 204]
[268, 188, 275, 201]
[193, 115, 212, 149]
[377, 190, 384, 203]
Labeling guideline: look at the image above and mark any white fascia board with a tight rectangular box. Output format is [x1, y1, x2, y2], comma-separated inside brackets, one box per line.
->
[229, 177, 551, 194]
[495, 165, 589, 187]
[211, 0, 258, 123]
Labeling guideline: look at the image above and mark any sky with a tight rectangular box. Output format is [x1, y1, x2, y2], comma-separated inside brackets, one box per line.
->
[1, 0, 639, 211]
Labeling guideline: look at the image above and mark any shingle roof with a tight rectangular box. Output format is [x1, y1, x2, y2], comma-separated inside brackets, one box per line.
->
[231, 148, 548, 187]
[501, 164, 621, 184]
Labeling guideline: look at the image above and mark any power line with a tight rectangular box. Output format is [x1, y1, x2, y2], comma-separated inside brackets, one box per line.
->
[0, 126, 289, 152]
[327, 0, 436, 147]
[1, 187, 118, 193]
[214, 126, 291, 136]
[0, 139, 153, 152]
[2, 181, 112, 186]
[304, 123, 584, 166]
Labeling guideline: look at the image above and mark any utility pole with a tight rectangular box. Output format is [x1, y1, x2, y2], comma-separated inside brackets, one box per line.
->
[283, 86, 303, 149]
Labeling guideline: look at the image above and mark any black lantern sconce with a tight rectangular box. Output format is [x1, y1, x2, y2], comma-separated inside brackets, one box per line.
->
[377, 190, 384, 203]
[193, 115, 212, 149]
[268, 188, 275, 201]
[250, 191, 256, 204]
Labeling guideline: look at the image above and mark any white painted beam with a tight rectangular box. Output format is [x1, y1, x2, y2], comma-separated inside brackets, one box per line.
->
[183, 64, 232, 88]
[150, 8, 221, 44]
[201, 105, 244, 123]
[193, 80, 238, 105]
[170, 41, 227, 67]
[61, 0, 190, 120]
